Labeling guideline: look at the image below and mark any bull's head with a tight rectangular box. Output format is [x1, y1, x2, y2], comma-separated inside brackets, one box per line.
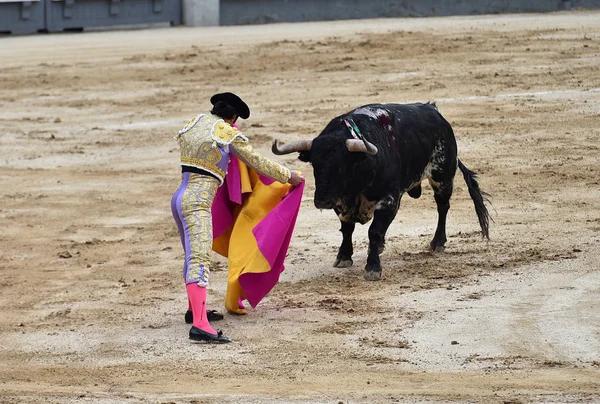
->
[272, 132, 378, 210]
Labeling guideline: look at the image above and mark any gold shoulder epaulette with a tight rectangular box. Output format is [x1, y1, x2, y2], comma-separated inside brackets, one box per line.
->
[212, 122, 248, 145]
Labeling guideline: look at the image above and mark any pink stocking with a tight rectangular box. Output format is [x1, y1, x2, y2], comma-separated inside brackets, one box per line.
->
[186, 283, 217, 335]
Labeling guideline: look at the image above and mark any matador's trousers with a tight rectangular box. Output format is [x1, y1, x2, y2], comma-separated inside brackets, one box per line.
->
[171, 172, 219, 287]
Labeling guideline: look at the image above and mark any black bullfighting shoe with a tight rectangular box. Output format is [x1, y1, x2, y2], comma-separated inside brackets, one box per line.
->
[189, 326, 231, 343]
[185, 310, 224, 324]
[185, 310, 193, 324]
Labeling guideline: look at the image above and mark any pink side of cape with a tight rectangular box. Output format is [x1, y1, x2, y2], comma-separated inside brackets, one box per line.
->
[212, 157, 241, 239]
[241, 181, 304, 307]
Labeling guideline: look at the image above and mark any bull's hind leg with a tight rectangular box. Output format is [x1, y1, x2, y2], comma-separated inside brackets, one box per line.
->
[428, 178, 453, 253]
[334, 220, 355, 268]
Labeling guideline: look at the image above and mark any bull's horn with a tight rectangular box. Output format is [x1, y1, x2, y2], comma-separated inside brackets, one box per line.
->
[272, 139, 313, 155]
[346, 138, 378, 155]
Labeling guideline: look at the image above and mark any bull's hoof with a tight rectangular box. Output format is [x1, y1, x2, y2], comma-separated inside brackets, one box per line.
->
[363, 269, 382, 281]
[430, 245, 446, 253]
[333, 258, 353, 268]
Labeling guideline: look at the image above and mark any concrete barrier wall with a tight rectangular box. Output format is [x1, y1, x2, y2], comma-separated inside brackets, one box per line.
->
[0, 0, 46, 34]
[219, 0, 600, 26]
[45, 0, 181, 32]
[0, 0, 180, 34]
[2, 0, 600, 34]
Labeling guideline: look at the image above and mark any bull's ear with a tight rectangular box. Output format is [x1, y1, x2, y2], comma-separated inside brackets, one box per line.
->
[298, 150, 311, 162]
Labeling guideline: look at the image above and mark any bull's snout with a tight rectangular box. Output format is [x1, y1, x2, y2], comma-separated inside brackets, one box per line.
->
[314, 199, 335, 210]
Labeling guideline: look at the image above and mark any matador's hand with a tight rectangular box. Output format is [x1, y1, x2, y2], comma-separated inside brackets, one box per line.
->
[288, 170, 305, 186]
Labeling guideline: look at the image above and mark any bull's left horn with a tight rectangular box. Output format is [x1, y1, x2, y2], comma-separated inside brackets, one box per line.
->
[272, 139, 313, 155]
[346, 139, 378, 155]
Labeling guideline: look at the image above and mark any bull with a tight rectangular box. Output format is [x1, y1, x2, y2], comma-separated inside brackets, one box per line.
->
[272, 102, 490, 281]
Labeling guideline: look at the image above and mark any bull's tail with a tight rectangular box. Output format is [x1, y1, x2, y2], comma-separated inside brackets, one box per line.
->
[457, 159, 491, 239]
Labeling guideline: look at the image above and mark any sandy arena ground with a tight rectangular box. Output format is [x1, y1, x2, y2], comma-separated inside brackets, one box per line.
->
[1, 10, 599, 404]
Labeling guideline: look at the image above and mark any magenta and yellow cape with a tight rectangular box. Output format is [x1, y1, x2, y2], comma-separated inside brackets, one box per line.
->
[211, 156, 304, 314]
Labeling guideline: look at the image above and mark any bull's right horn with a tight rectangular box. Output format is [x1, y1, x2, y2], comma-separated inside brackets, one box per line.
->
[346, 139, 378, 155]
[272, 139, 313, 155]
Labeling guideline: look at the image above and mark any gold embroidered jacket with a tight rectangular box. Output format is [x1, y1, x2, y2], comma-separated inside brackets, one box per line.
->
[175, 113, 291, 186]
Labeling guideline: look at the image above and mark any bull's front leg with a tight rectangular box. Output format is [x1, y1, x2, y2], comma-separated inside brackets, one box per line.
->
[334, 220, 355, 268]
[365, 196, 399, 281]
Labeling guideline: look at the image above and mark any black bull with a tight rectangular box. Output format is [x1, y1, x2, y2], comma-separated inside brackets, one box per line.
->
[273, 102, 491, 281]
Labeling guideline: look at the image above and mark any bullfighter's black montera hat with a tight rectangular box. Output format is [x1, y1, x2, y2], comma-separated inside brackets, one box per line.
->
[210, 92, 250, 119]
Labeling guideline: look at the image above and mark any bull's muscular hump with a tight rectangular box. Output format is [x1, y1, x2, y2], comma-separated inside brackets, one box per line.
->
[272, 102, 491, 281]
